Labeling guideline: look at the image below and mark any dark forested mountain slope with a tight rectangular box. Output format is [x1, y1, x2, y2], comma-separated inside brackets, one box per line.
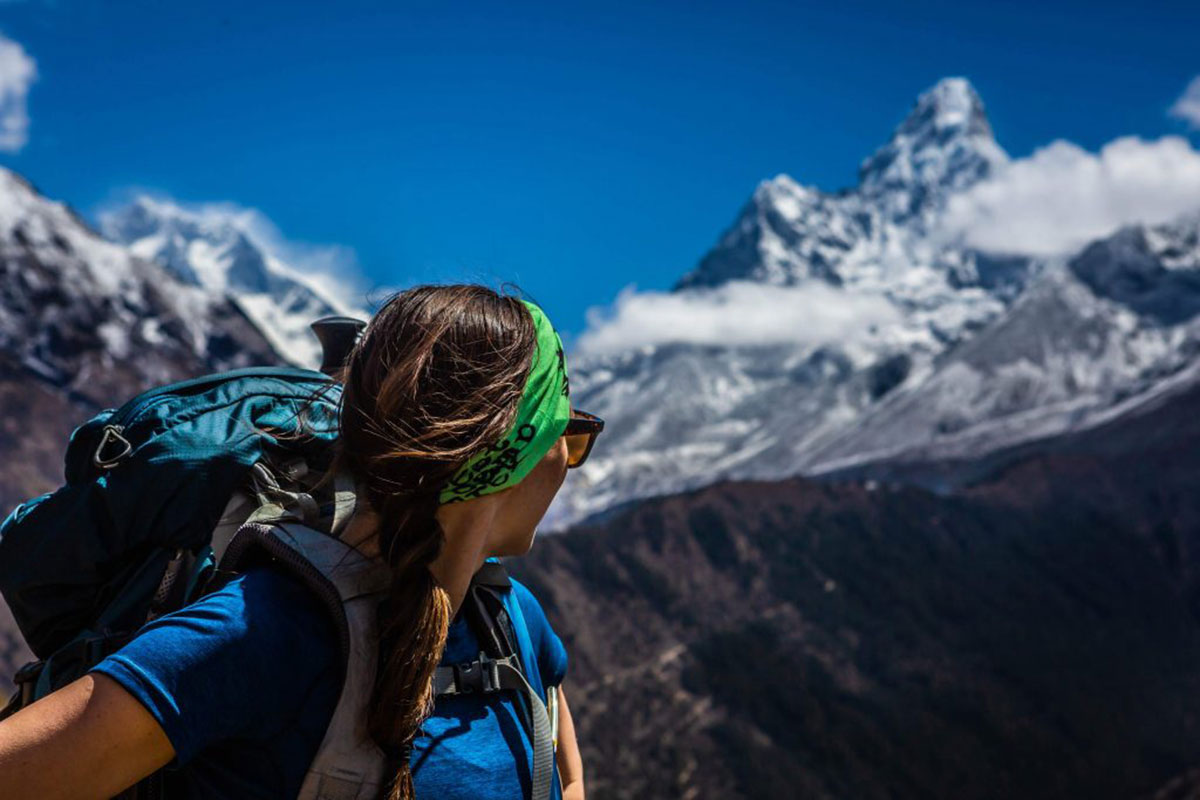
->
[513, 381, 1200, 800]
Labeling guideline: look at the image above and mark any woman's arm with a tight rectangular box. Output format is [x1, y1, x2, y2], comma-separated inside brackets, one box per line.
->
[556, 684, 585, 800]
[0, 673, 175, 800]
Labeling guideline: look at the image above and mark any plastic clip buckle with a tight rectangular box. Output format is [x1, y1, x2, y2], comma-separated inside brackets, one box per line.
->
[455, 652, 500, 694]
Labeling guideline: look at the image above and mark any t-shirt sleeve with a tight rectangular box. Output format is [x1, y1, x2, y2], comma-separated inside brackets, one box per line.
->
[90, 566, 340, 766]
[510, 579, 568, 688]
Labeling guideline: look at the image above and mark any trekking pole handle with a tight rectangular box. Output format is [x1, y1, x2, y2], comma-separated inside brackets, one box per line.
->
[310, 316, 367, 377]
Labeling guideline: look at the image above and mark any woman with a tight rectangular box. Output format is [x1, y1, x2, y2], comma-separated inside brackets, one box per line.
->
[0, 283, 595, 799]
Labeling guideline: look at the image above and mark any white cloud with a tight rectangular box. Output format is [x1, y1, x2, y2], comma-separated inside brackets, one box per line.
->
[1170, 75, 1200, 128]
[0, 32, 36, 152]
[574, 279, 903, 358]
[941, 136, 1200, 256]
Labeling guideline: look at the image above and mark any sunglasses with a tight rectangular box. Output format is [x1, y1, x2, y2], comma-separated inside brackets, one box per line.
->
[563, 408, 604, 468]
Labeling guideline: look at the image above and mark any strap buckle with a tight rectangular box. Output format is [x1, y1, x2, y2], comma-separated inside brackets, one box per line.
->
[13, 660, 45, 708]
[454, 651, 502, 694]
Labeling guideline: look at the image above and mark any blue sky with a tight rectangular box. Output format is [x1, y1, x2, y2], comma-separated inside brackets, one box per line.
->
[0, 0, 1198, 339]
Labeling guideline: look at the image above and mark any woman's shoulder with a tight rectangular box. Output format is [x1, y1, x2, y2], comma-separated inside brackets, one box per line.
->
[508, 577, 552, 625]
[91, 563, 343, 765]
[506, 576, 568, 682]
[221, 564, 335, 612]
[164, 565, 336, 638]
[97, 563, 342, 688]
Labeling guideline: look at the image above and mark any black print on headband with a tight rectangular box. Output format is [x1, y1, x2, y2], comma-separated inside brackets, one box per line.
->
[443, 423, 538, 501]
[557, 343, 569, 397]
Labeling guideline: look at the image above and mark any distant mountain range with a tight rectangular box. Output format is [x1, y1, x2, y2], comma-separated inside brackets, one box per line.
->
[547, 77, 1200, 530]
[513, 365, 1200, 800]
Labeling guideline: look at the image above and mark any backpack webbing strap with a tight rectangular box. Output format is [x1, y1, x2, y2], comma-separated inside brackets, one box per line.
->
[472, 560, 512, 589]
[330, 469, 357, 538]
[431, 654, 555, 800]
[469, 584, 515, 658]
[224, 520, 391, 800]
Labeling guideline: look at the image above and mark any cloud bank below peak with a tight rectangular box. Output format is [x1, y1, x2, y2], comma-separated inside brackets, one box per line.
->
[573, 280, 902, 358]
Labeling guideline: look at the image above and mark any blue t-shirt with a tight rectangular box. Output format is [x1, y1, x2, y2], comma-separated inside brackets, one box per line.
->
[91, 565, 568, 800]
[91, 567, 341, 799]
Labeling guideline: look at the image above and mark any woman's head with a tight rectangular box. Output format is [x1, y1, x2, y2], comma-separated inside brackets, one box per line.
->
[337, 283, 573, 550]
[330, 282, 572, 799]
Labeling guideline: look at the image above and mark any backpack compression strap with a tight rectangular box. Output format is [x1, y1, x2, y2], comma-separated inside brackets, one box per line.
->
[465, 562, 517, 658]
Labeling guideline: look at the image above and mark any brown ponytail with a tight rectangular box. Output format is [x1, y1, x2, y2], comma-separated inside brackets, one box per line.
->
[327, 283, 537, 799]
[369, 489, 450, 800]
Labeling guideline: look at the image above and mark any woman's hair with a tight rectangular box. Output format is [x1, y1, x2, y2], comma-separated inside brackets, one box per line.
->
[325, 283, 538, 800]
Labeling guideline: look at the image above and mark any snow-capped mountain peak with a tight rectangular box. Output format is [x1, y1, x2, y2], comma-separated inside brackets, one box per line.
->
[102, 197, 268, 295]
[100, 197, 367, 367]
[858, 77, 1009, 224]
[674, 78, 1010, 294]
[548, 79, 1200, 531]
[0, 167, 281, 402]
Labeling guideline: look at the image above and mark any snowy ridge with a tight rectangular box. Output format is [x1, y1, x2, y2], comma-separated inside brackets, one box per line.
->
[0, 168, 279, 397]
[545, 78, 1200, 531]
[100, 197, 366, 368]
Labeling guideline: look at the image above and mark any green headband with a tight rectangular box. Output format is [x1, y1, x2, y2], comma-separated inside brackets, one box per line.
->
[438, 299, 571, 505]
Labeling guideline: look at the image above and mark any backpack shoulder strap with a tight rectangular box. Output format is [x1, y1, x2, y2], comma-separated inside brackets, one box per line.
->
[431, 561, 556, 800]
[464, 561, 517, 658]
[220, 515, 392, 800]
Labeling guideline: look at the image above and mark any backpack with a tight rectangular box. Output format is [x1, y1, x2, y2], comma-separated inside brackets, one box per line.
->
[0, 357, 401, 799]
[0, 316, 365, 710]
[0, 364, 344, 710]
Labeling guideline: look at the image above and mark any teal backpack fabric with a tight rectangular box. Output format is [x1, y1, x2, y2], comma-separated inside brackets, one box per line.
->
[0, 365, 341, 705]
